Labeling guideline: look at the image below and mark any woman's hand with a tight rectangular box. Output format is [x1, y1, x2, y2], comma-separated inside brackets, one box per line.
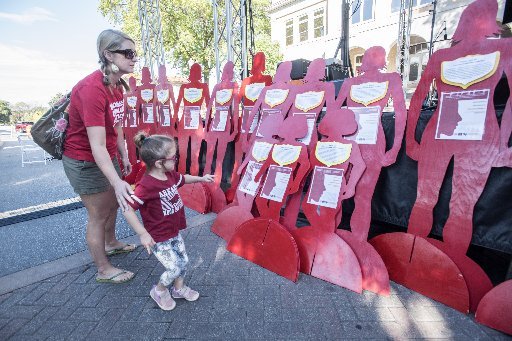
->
[202, 174, 215, 183]
[139, 232, 156, 254]
[121, 157, 132, 176]
[113, 179, 135, 212]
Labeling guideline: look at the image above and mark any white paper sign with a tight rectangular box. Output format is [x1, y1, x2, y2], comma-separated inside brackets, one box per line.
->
[251, 141, 273, 162]
[272, 144, 301, 166]
[157, 89, 169, 103]
[245, 83, 266, 102]
[162, 107, 171, 126]
[238, 161, 263, 196]
[347, 106, 380, 144]
[441, 52, 499, 89]
[260, 165, 292, 202]
[126, 96, 137, 108]
[350, 82, 389, 106]
[256, 108, 281, 137]
[141, 89, 153, 103]
[295, 91, 324, 112]
[265, 89, 289, 108]
[307, 167, 344, 209]
[184, 88, 203, 103]
[241, 106, 259, 134]
[144, 105, 154, 123]
[184, 106, 200, 130]
[216, 89, 233, 105]
[212, 109, 228, 131]
[435, 90, 489, 141]
[315, 142, 352, 166]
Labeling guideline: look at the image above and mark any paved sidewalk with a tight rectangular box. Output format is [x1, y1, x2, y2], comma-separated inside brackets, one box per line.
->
[0, 215, 510, 340]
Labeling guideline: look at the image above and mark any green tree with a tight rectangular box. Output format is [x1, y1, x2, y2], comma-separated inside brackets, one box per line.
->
[0, 100, 12, 124]
[98, 0, 282, 82]
[49, 92, 67, 107]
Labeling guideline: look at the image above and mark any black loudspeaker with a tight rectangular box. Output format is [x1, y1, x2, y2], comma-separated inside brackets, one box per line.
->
[325, 58, 349, 81]
[329, 79, 346, 99]
[290, 59, 311, 80]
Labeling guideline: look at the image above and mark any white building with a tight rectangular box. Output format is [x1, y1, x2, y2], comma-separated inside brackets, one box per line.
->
[269, 0, 508, 93]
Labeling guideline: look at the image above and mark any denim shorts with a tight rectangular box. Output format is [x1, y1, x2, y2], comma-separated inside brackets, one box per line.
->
[62, 155, 121, 195]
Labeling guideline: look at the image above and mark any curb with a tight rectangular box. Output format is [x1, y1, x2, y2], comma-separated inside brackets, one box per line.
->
[0, 212, 216, 295]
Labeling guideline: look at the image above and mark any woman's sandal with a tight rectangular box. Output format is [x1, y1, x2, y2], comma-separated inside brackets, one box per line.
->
[105, 244, 137, 256]
[96, 270, 134, 284]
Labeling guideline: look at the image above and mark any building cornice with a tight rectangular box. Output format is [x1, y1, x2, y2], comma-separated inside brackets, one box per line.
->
[269, 0, 305, 14]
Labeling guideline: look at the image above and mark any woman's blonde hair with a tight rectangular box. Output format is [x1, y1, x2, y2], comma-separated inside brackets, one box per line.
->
[97, 29, 133, 91]
[134, 131, 177, 169]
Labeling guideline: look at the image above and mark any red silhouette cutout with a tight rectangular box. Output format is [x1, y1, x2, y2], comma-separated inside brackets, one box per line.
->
[155, 64, 176, 135]
[122, 76, 141, 184]
[291, 108, 366, 292]
[281, 58, 336, 231]
[203, 62, 240, 212]
[138, 67, 157, 135]
[175, 64, 211, 213]
[227, 115, 310, 281]
[211, 113, 283, 241]
[371, 0, 512, 314]
[175, 63, 210, 176]
[226, 61, 294, 203]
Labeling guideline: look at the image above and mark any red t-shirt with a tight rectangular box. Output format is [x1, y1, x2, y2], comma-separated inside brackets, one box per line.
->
[64, 70, 125, 161]
[129, 171, 186, 242]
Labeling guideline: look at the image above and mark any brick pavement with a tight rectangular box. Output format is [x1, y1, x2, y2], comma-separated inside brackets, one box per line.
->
[0, 218, 510, 340]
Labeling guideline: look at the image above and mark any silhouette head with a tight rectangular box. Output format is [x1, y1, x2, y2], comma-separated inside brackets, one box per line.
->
[158, 65, 167, 84]
[452, 0, 500, 43]
[141, 66, 152, 84]
[189, 63, 202, 82]
[258, 113, 284, 139]
[251, 52, 266, 75]
[359, 46, 386, 73]
[278, 115, 308, 141]
[128, 76, 137, 90]
[318, 108, 357, 138]
[273, 61, 292, 84]
[221, 61, 234, 82]
[304, 58, 326, 83]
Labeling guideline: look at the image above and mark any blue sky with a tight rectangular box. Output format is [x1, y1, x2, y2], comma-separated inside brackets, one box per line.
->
[0, 1, 118, 106]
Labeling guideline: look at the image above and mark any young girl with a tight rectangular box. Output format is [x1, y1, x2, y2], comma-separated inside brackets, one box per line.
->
[123, 131, 214, 310]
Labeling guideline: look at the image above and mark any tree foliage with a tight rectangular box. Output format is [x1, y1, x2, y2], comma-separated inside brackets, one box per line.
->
[0, 100, 11, 124]
[98, 0, 282, 82]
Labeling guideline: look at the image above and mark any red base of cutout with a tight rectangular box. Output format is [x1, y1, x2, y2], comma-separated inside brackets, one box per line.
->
[211, 205, 253, 242]
[370, 232, 470, 313]
[292, 226, 362, 293]
[337, 230, 390, 296]
[227, 217, 300, 282]
[476, 280, 512, 335]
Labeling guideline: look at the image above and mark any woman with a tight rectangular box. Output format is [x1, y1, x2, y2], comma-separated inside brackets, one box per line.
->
[62, 29, 138, 283]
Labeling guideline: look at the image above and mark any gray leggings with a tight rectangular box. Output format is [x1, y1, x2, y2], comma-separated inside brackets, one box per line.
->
[152, 233, 189, 287]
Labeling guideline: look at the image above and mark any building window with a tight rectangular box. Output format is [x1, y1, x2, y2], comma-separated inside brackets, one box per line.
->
[391, 0, 402, 13]
[314, 9, 325, 38]
[352, 0, 374, 24]
[299, 14, 308, 42]
[408, 42, 429, 82]
[355, 54, 364, 75]
[286, 19, 293, 46]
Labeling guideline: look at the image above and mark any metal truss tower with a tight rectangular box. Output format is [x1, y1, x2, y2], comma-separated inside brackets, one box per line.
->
[396, 0, 414, 86]
[138, 0, 166, 79]
[213, 0, 254, 81]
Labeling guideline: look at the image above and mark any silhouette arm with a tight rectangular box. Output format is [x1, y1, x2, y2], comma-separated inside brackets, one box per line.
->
[406, 53, 436, 161]
[230, 82, 240, 140]
[289, 147, 310, 193]
[254, 148, 273, 182]
[383, 73, 407, 166]
[205, 85, 217, 132]
[342, 143, 365, 199]
[335, 80, 350, 109]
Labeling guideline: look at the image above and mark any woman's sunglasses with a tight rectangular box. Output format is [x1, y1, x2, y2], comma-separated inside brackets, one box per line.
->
[159, 155, 178, 163]
[111, 49, 138, 60]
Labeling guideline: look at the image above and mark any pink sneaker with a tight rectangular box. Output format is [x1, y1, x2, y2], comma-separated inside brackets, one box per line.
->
[150, 286, 176, 311]
[172, 285, 200, 301]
